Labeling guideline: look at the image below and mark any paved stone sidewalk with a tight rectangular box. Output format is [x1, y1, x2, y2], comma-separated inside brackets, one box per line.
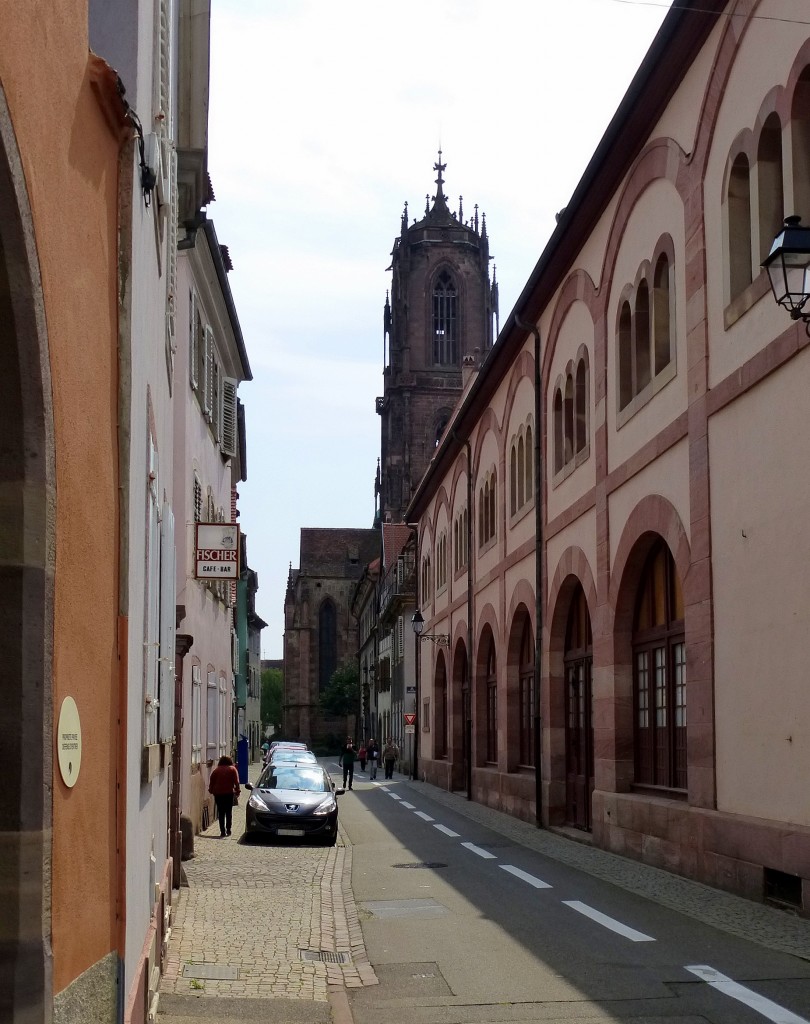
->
[161, 766, 377, 1006]
[396, 778, 810, 961]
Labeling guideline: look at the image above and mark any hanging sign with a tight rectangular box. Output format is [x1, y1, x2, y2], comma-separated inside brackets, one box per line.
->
[195, 523, 240, 579]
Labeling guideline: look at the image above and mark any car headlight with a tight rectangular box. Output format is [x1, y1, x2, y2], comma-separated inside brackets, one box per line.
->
[312, 796, 337, 816]
[248, 792, 269, 811]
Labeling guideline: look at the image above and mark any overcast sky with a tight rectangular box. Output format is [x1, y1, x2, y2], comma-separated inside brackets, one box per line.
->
[207, 0, 673, 658]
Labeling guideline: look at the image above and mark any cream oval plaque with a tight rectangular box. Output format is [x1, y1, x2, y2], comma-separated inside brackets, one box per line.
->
[57, 696, 82, 788]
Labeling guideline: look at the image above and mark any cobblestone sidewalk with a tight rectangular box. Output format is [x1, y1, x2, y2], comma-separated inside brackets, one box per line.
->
[161, 769, 377, 1005]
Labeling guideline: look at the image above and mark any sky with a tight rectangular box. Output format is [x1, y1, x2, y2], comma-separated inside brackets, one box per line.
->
[206, 0, 674, 658]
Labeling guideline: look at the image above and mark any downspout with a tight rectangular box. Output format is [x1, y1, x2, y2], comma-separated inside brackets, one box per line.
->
[515, 315, 543, 828]
[450, 427, 474, 801]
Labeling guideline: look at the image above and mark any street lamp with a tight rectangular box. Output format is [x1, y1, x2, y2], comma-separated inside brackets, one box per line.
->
[411, 609, 450, 646]
[761, 215, 810, 331]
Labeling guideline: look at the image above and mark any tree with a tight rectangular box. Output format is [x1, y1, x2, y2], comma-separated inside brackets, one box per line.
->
[261, 667, 283, 735]
[319, 663, 360, 736]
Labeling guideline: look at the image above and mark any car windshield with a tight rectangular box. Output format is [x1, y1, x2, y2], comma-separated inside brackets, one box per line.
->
[271, 749, 316, 762]
[258, 767, 329, 793]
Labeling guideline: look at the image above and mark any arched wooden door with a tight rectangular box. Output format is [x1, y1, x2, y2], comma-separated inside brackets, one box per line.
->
[564, 585, 594, 830]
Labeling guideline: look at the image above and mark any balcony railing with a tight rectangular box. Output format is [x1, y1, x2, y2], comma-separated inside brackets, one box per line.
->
[378, 551, 415, 619]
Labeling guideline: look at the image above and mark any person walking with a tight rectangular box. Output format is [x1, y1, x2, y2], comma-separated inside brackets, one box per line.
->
[208, 754, 240, 837]
[339, 738, 357, 790]
[382, 737, 399, 780]
[367, 738, 379, 780]
[358, 742, 367, 772]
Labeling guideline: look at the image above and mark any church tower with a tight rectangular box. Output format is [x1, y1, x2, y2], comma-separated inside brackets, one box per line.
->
[376, 153, 498, 522]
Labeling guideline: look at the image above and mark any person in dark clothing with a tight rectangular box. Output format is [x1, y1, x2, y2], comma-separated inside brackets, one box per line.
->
[339, 738, 357, 790]
[208, 755, 240, 837]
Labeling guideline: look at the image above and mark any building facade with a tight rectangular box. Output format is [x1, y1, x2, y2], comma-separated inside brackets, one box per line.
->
[409, 0, 810, 913]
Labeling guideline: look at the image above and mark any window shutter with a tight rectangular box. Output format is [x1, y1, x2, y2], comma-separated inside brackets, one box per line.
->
[189, 292, 198, 390]
[232, 627, 240, 674]
[396, 615, 404, 660]
[191, 665, 201, 763]
[145, 438, 160, 745]
[165, 146, 178, 388]
[207, 670, 217, 753]
[203, 324, 213, 417]
[221, 377, 238, 457]
[158, 501, 176, 743]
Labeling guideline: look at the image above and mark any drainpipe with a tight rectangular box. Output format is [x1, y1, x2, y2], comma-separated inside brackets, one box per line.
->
[515, 315, 543, 828]
[450, 427, 474, 801]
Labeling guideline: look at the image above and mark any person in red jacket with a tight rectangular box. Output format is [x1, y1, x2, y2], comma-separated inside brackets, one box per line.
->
[208, 755, 240, 837]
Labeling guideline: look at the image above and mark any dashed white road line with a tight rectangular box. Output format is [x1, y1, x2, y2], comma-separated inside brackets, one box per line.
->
[563, 901, 655, 942]
[500, 864, 552, 889]
[414, 811, 435, 821]
[686, 966, 810, 1024]
[461, 841, 497, 860]
[433, 824, 460, 837]
[389, 793, 402, 801]
[400, 801, 416, 809]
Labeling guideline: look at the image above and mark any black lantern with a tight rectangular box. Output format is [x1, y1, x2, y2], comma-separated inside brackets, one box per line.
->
[761, 215, 810, 325]
[411, 609, 449, 646]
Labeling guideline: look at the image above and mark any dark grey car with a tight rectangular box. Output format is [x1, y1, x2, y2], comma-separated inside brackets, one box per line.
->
[244, 764, 343, 845]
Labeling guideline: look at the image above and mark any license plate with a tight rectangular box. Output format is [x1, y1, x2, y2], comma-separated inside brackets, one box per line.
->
[277, 828, 305, 837]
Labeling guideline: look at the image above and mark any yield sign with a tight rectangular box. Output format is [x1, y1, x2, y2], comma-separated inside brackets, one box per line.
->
[404, 713, 416, 726]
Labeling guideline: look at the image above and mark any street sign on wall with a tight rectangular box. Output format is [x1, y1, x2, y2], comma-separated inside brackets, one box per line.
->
[404, 713, 416, 725]
[195, 522, 240, 579]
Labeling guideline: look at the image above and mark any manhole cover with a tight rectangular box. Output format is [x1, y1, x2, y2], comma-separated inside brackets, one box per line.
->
[299, 950, 350, 964]
[182, 964, 239, 980]
[392, 862, 448, 869]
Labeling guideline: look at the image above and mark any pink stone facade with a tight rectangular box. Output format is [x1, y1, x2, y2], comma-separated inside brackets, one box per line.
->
[409, 1, 810, 913]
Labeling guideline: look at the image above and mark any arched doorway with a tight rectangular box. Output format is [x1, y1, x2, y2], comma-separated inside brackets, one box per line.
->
[434, 653, 447, 758]
[0, 86, 55, 1021]
[564, 584, 593, 830]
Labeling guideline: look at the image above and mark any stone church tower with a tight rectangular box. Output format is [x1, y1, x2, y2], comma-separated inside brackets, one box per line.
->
[377, 153, 498, 522]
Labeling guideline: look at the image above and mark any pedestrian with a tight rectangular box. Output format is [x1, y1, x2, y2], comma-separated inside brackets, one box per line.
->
[358, 742, 367, 772]
[367, 738, 379, 780]
[208, 754, 240, 837]
[382, 737, 399, 780]
[339, 738, 357, 790]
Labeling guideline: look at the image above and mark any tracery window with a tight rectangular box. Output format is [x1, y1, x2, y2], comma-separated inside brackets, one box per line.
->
[318, 600, 337, 692]
[433, 270, 458, 365]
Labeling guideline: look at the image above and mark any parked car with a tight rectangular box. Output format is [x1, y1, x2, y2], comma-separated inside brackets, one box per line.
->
[244, 764, 343, 845]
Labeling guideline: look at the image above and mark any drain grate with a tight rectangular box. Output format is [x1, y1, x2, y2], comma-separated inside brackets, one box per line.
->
[299, 949, 350, 964]
[392, 861, 448, 869]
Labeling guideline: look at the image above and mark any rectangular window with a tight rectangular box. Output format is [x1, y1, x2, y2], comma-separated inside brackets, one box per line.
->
[636, 651, 649, 728]
[191, 665, 201, 764]
[654, 646, 667, 727]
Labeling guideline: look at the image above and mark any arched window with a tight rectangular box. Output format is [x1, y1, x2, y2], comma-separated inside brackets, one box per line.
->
[518, 617, 535, 767]
[553, 387, 564, 473]
[635, 280, 651, 393]
[564, 374, 574, 463]
[792, 68, 810, 224]
[485, 640, 497, 763]
[575, 361, 587, 454]
[433, 270, 458, 365]
[525, 424, 533, 497]
[318, 600, 337, 692]
[517, 435, 525, 508]
[728, 153, 753, 300]
[758, 114, 784, 263]
[510, 443, 517, 516]
[653, 254, 671, 375]
[618, 301, 633, 410]
[489, 471, 496, 541]
[633, 541, 686, 790]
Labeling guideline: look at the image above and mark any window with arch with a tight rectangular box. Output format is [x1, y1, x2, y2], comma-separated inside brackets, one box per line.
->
[433, 270, 458, 365]
[727, 152, 753, 301]
[436, 531, 447, 592]
[617, 249, 674, 413]
[318, 600, 337, 692]
[792, 68, 810, 223]
[421, 553, 432, 601]
[553, 354, 590, 475]
[633, 541, 686, 790]
[478, 468, 497, 548]
[510, 421, 534, 515]
[758, 113, 784, 263]
[453, 505, 468, 572]
[518, 617, 535, 767]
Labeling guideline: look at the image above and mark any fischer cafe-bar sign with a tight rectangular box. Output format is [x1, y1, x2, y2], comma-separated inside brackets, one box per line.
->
[195, 523, 240, 579]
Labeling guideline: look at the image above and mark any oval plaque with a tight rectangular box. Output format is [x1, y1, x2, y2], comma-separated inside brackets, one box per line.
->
[57, 696, 82, 788]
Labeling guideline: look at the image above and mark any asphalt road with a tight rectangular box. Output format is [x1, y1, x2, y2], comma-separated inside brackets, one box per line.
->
[335, 768, 810, 1024]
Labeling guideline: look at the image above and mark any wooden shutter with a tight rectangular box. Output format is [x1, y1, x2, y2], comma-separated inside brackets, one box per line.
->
[189, 292, 198, 390]
[221, 377, 238, 457]
[203, 324, 213, 417]
[158, 501, 176, 743]
[145, 439, 160, 745]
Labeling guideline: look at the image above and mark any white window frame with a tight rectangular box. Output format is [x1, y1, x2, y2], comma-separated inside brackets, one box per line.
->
[191, 665, 202, 764]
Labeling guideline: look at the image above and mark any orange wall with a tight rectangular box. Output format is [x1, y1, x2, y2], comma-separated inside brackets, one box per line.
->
[0, 3, 122, 994]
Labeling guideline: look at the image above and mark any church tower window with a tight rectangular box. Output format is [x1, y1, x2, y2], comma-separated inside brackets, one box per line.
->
[433, 270, 458, 366]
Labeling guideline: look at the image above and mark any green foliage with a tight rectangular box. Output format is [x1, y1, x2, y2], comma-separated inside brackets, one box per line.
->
[261, 667, 283, 733]
[319, 663, 360, 721]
